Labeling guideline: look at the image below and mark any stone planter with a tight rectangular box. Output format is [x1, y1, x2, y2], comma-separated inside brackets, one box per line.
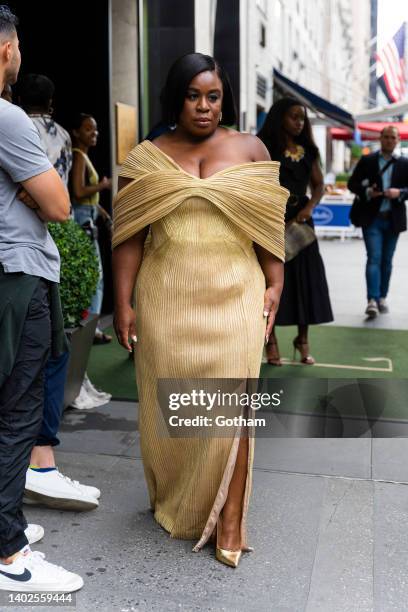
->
[63, 314, 98, 408]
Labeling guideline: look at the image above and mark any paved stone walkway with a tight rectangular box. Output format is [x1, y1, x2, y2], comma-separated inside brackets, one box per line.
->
[18, 400, 408, 612]
[19, 232, 408, 611]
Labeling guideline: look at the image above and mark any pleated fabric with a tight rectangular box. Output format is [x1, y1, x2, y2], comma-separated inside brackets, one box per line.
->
[112, 140, 288, 551]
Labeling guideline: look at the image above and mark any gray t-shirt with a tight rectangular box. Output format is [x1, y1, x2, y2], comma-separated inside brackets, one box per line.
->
[0, 99, 60, 282]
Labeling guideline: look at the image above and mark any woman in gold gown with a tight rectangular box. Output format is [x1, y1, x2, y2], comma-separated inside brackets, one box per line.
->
[112, 53, 288, 568]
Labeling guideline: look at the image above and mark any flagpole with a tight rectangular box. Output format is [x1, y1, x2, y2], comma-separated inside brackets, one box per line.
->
[405, 22, 408, 97]
[369, 0, 378, 106]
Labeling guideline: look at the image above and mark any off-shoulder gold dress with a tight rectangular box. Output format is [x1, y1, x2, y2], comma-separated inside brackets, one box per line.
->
[113, 140, 287, 552]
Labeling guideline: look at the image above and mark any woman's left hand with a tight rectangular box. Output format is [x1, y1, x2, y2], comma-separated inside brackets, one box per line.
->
[263, 286, 280, 343]
[296, 204, 314, 223]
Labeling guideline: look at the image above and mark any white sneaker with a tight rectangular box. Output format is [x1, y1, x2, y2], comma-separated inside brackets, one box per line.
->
[24, 470, 101, 505]
[57, 472, 101, 500]
[378, 298, 389, 314]
[70, 383, 97, 410]
[365, 299, 378, 318]
[83, 373, 112, 403]
[24, 524, 44, 545]
[71, 382, 110, 410]
[24, 468, 99, 511]
[0, 546, 83, 592]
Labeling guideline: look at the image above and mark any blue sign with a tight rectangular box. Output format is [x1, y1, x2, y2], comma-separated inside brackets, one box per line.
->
[312, 203, 352, 227]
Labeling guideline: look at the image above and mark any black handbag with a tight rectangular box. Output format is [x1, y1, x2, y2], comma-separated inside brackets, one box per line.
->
[349, 195, 363, 227]
[349, 157, 395, 227]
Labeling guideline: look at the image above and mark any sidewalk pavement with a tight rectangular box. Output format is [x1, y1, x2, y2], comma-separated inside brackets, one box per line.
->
[22, 234, 408, 612]
[319, 230, 408, 330]
[23, 399, 408, 612]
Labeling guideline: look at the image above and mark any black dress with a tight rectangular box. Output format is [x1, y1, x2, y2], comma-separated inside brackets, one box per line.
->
[273, 148, 333, 326]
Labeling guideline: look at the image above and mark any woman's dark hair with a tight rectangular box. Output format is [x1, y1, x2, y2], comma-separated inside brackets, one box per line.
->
[71, 113, 94, 131]
[160, 53, 237, 126]
[18, 74, 55, 109]
[258, 97, 318, 160]
[0, 5, 18, 36]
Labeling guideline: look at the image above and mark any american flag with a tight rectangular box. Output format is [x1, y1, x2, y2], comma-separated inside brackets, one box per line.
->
[376, 23, 407, 103]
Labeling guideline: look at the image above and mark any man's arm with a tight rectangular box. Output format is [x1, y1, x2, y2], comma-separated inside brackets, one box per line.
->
[398, 187, 408, 201]
[20, 168, 70, 222]
[393, 160, 408, 202]
[0, 105, 69, 222]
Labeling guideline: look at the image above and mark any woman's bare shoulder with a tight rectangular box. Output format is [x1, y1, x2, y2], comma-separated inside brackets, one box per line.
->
[150, 131, 174, 148]
[222, 130, 270, 161]
[72, 149, 86, 162]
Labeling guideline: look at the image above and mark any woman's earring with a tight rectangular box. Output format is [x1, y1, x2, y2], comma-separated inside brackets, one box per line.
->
[169, 123, 177, 131]
[218, 112, 223, 124]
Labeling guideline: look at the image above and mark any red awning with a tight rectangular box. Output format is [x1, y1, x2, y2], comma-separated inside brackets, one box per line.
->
[331, 122, 408, 141]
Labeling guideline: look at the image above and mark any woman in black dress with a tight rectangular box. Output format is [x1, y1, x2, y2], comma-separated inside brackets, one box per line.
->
[258, 97, 333, 365]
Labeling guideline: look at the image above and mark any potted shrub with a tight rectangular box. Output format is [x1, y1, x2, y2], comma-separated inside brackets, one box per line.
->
[48, 219, 99, 407]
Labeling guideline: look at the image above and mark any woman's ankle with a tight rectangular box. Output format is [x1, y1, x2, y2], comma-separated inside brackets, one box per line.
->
[220, 510, 241, 535]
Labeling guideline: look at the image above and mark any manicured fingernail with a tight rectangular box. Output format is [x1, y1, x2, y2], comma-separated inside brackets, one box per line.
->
[131, 335, 138, 343]
[265, 335, 269, 344]
[263, 311, 269, 317]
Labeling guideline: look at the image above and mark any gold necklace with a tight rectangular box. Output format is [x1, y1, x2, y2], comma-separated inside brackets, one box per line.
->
[284, 144, 305, 162]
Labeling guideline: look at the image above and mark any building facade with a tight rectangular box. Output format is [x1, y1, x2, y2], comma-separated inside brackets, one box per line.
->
[237, 0, 372, 134]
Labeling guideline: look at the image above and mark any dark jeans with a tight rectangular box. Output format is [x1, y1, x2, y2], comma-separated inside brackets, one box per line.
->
[37, 351, 70, 447]
[0, 279, 50, 557]
[73, 205, 103, 316]
[362, 216, 399, 301]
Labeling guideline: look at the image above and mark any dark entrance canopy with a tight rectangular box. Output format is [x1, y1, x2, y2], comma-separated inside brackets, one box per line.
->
[273, 68, 355, 129]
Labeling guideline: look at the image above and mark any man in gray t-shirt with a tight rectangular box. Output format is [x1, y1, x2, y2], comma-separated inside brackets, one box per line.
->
[0, 97, 60, 280]
[0, 5, 83, 594]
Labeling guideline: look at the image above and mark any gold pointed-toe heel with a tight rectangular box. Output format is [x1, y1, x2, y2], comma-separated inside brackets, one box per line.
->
[215, 518, 242, 568]
[216, 546, 242, 568]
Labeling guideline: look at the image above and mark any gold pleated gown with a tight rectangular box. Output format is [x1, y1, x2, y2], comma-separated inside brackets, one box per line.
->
[113, 140, 287, 551]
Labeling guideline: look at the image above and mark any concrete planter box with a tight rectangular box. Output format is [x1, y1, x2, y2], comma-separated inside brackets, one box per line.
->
[63, 314, 98, 408]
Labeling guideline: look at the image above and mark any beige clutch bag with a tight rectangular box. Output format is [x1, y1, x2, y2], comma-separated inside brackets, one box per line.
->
[285, 220, 316, 262]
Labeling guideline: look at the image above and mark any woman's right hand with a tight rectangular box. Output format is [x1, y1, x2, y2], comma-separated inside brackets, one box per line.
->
[114, 304, 137, 352]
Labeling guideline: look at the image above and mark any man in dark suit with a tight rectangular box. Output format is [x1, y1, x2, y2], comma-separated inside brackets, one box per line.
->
[348, 126, 408, 318]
